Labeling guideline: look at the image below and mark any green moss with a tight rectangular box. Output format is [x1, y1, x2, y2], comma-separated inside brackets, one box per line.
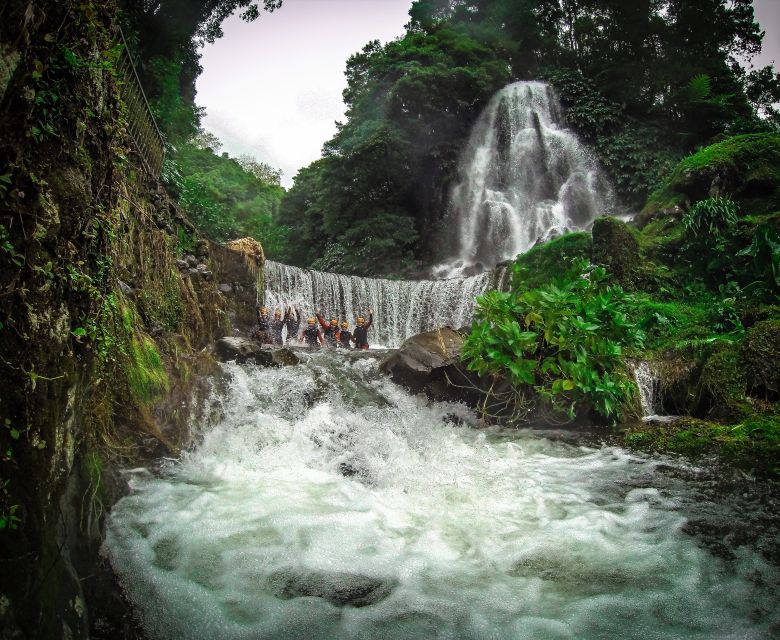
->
[513, 232, 592, 290]
[127, 334, 169, 404]
[632, 295, 715, 351]
[698, 345, 749, 419]
[644, 133, 780, 214]
[138, 269, 184, 332]
[741, 319, 780, 397]
[624, 415, 780, 475]
[591, 217, 640, 286]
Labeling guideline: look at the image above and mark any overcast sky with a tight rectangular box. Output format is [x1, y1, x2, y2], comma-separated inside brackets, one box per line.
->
[196, 0, 780, 188]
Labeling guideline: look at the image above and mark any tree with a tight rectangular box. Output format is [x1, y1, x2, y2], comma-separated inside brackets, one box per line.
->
[237, 155, 283, 185]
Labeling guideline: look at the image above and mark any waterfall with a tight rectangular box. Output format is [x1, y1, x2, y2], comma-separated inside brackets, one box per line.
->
[632, 361, 661, 417]
[631, 361, 677, 423]
[262, 260, 508, 347]
[435, 81, 612, 278]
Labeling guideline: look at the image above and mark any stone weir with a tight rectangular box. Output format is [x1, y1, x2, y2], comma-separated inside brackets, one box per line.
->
[262, 261, 512, 347]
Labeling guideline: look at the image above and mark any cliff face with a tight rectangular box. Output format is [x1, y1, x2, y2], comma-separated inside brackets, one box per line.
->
[0, 3, 258, 637]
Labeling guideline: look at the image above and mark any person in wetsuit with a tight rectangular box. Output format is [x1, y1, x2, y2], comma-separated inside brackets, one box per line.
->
[337, 321, 352, 348]
[271, 309, 285, 345]
[316, 310, 339, 347]
[254, 305, 272, 344]
[284, 305, 301, 344]
[352, 310, 373, 350]
[300, 317, 324, 348]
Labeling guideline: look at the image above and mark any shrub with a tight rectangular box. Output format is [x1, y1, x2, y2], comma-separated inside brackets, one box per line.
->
[463, 259, 644, 422]
[682, 196, 738, 242]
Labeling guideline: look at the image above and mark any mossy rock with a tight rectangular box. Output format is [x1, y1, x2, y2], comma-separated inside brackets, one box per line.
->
[591, 217, 639, 286]
[644, 133, 780, 215]
[513, 232, 591, 290]
[624, 415, 780, 474]
[697, 344, 748, 420]
[741, 319, 780, 398]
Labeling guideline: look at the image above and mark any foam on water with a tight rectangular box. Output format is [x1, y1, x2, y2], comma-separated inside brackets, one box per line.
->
[105, 352, 778, 640]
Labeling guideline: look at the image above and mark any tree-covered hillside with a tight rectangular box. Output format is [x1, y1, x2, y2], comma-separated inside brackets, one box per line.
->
[169, 135, 288, 258]
[279, 0, 779, 275]
[118, 0, 288, 256]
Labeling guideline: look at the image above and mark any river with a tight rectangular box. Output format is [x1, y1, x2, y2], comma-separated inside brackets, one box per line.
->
[105, 350, 779, 639]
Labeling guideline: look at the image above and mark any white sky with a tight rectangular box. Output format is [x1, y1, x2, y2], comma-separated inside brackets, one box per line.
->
[196, 0, 413, 187]
[196, 0, 780, 189]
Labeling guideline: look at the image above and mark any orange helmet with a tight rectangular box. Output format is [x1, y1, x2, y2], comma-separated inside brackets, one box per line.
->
[259, 306, 268, 314]
[307, 317, 316, 325]
[274, 309, 282, 318]
[330, 318, 338, 326]
[341, 321, 349, 329]
[356, 316, 365, 325]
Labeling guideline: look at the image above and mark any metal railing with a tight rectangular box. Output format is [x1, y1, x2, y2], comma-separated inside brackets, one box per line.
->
[116, 27, 165, 177]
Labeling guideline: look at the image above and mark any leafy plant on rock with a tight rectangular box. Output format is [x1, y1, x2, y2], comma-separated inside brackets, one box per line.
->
[463, 259, 644, 422]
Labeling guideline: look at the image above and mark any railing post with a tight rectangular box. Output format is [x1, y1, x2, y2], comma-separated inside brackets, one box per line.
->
[115, 26, 166, 179]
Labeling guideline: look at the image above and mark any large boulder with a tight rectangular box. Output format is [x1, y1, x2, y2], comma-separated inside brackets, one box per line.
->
[380, 328, 491, 405]
[214, 337, 299, 367]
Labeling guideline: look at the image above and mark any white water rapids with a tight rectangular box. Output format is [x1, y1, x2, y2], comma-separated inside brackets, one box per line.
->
[105, 351, 778, 639]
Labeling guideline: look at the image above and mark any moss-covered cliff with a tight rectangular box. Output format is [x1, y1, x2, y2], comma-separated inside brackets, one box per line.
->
[0, 2, 260, 636]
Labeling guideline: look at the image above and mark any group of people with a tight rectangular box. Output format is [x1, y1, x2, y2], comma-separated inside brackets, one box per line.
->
[253, 304, 374, 350]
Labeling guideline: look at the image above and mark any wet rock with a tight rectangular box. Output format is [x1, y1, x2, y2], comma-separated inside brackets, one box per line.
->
[271, 347, 300, 367]
[379, 327, 499, 407]
[118, 279, 135, 297]
[380, 327, 464, 393]
[175, 258, 189, 270]
[268, 570, 397, 608]
[184, 254, 198, 267]
[218, 283, 233, 294]
[195, 239, 209, 259]
[214, 338, 299, 367]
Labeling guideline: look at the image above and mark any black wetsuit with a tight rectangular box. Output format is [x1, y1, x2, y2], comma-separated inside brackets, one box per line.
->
[302, 325, 322, 348]
[285, 308, 301, 343]
[352, 314, 373, 350]
[255, 313, 271, 343]
[316, 313, 339, 347]
[271, 318, 285, 345]
[337, 330, 352, 348]
[323, 326, 338, 347]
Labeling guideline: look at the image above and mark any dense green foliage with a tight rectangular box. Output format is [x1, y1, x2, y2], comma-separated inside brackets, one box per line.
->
[279, 0, 779, 272]
[645, 133, 780, 213]
[467, 133, 780, 467]
[279, 26, 511, 274]
[463, 260, 644, 421]
[167, 139, 288, 256]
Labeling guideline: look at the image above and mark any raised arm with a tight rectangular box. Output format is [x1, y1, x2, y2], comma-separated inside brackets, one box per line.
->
[315, 309, 329, 330]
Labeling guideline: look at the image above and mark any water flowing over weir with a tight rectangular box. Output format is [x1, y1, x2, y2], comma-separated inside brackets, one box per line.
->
[436, 81, 612, 278]
[263, 260, 509, 347]
[104, 352, 779, 640]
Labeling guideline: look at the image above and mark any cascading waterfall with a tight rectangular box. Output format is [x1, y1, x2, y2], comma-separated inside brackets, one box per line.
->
[263, 260, 509, 347]
[105, 351, 779, 640]
[435, 81, 612, 278]
[632, 361, 661, 417]
[631, 361, 677, 423]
